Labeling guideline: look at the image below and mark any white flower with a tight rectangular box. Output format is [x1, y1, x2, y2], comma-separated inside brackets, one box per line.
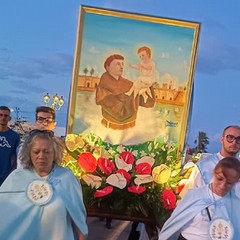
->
[82, 174, 102, 189]
[131, 150, 138, 157]
[166, 156, 172, 161]
[134, 175, 153, 185]
[171, 169, 181, 177]
[106, 173, 127, 189]
[101, 148, 112, 159]
[140, 150, 147, 157]
[163, 136, 169, 142]
[115, 155, 132, 171]
[108, 148, 116, 156]
[117, 145, 125, 153]
[150, 152, 155, 158]
[136, 156, 155, 167]
[183, 162, 195, 170]
[178, 179, 187, 185]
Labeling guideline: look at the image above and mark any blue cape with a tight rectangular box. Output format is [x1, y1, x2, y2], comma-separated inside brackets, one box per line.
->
[0, 165, 88, 239]
[196, 153, 220, 184]
[159, 185, 240, 240]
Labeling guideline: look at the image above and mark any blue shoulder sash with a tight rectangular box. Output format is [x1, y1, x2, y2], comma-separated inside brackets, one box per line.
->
[196, 154, 220, 184]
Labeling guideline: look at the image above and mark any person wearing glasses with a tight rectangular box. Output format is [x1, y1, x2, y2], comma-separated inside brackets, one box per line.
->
[180, 125, 240, 198]
[34, 106, 56, 131]
[0, 129, 88, 240]
[159, 157, 240, 240]
[0, 106, 20, 186]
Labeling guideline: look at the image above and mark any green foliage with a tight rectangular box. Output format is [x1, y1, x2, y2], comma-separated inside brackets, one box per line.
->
[62, 133, 184, 225]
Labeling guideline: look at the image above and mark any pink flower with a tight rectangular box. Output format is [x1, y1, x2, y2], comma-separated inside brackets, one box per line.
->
[117, 169, 131, 184]
[94, 186, 113, 198]
[78, 152, 97, 172]
[98, 157, 115, 175]
[128, 185, 146, 194]
[119, 151, 135, 164]
[161, 189, 176, 210]
[135, 163, 152, 175]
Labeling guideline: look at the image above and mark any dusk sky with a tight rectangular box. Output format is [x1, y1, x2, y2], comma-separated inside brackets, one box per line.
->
[1, 0, 240, 152]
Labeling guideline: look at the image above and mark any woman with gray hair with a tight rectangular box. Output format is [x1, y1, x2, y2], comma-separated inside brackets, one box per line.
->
[0, 129, 88, 240]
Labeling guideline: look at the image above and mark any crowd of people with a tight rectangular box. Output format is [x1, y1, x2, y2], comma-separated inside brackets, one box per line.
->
[1, 102, 240, 240]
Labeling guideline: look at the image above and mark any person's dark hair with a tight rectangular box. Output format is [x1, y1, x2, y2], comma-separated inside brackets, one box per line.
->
[104, 54, 124, 71]
[214, 157, 240, 178]
[19, 130, 63, 169]
[222, 125, 240, 136]
[35, 106, 56, 120]
[0, 106, 11, 113]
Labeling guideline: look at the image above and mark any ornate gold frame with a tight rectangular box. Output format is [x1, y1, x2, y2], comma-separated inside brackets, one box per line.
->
[67, 5, 201, 151]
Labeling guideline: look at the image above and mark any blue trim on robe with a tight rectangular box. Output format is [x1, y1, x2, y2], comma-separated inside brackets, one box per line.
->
[0, 165, 88, 240]
[196, 154, 220, 184]
[159, 185, 240, 240]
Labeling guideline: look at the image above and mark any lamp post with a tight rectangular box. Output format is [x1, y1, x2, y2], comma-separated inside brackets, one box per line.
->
[13, 107, 21, 121]
[43, 93, 64, 110]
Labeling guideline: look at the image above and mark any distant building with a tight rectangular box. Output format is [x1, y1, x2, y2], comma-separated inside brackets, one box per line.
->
[153, 82, 186, 106]
[77, 75, 99, 92]
[10, 121, 32, 138]
[77, 74, 186, 106]
[10, 121, 66, 138]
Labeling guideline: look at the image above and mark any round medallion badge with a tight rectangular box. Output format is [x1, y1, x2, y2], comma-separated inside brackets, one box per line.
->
[27, 180, 53, 205]
[209, 218, 233, 240]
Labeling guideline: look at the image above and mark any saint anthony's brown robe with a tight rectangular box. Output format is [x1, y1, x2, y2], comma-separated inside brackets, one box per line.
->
[96, 71, 155, 130]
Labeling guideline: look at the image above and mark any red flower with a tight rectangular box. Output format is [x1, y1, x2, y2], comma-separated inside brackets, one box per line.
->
[128, 185, 146, 194]
[94, 186, 113, 198]
[161, 189, 176, 210]
[117, 169, 131, 184]
[135, 163, 151, 174]
[119, 151, 135, 164]
[177, 184, 185, 194]
[78, 152, 97, 172]
[98, 157, 115, 175]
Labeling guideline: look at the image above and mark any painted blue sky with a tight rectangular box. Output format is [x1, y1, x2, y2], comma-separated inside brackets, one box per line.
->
[1, 0, 240, 152]
[80, 11, 195, 85]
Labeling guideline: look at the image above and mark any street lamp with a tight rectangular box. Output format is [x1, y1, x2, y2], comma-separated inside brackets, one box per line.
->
[43, 93, 64, 110]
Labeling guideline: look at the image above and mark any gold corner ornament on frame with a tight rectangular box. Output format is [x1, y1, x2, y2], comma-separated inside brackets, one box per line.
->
[67, 5, 201, 150]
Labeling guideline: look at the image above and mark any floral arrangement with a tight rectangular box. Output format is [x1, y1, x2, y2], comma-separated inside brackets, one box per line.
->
[62, 133, 187, 226]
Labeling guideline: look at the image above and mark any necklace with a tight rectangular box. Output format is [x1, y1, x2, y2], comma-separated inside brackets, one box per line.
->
[205, 183, 216, 221]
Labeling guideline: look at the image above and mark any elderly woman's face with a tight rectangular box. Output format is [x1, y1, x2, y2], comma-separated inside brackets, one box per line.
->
[212, 167, 239, 196]
[30, 137, 54, 176]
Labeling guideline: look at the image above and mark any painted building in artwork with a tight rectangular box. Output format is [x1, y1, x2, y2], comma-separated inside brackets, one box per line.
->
[77, 75, 99, 91]
[77, 74, 186, 106]
[153, 83, 186, 106]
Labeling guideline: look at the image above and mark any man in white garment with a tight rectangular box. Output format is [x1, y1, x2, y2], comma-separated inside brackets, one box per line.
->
[180, 125, 240, 198]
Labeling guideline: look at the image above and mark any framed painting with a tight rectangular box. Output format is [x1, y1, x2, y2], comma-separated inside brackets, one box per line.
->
[64, 5, 201, 228]
[67, 5, 200, 149]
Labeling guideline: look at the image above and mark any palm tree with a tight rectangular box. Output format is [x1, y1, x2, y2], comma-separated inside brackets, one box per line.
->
[90, 68, 95, 77]
[194, 131, 209, 153]
[83, 67, 89, 76]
